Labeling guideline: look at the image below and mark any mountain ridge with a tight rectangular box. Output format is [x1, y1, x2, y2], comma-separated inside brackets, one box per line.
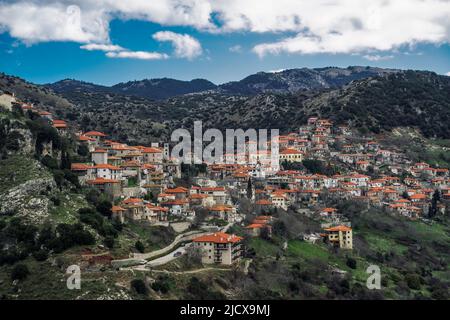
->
[45, 66, 399, 100]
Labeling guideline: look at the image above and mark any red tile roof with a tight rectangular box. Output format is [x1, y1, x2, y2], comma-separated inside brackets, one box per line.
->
[193, 232, 242, 244]
[84, 131, 106, 137]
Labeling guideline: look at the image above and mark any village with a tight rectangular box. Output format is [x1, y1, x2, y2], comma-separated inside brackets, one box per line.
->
[1, 91, 450, 269]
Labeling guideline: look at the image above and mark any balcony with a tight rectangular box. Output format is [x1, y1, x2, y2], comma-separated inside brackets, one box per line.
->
[214, 244, 229, 250]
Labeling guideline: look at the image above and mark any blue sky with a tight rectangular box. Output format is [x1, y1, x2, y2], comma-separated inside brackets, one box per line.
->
[0, 1, 449, 85]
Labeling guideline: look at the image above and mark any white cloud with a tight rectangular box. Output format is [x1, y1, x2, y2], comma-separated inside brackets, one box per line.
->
[229, 45, 242, 53]
[0, 2, 109, 44]
[446, 72, 450, 76]
[153, 31, 202, 59]
[363, 54, 394, 62]
[251, 0, 450, 57]
[106, 51, 168, 60]
[0, 0, 449, 59]
[80, 43, 124, 52]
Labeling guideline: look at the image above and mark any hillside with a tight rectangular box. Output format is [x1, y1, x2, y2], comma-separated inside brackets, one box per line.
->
[3, 69, 450, 146]
[46, 66, 396, 101]
[0, 73, 72, 110]
[303, 71, 450, 138]
[219, 66, 397, 95]
[55, 70, 450, 143]
[48, 78, 217, 101]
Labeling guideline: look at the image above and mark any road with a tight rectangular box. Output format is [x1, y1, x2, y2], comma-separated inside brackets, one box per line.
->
[146, 244, 190, 267]
[113, 222, 234, 269]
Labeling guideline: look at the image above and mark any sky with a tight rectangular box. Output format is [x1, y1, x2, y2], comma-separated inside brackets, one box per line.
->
[0, 0, 449, 86]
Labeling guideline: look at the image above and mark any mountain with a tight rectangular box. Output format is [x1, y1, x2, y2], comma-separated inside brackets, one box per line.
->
[111, 78, 217, 100]
[47, 79, 110, 94]
[303, 70, 450, 138]
[4, 68, 450, 144]
[0, 73, 72, 110]
[45, 66, 397, 100]
[218, 66, 398, 95]
[47, 78, 217, 101]
[38, 70, 450, 144]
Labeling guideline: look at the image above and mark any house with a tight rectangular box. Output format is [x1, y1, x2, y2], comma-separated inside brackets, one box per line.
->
[165, 186, 189, 199]
[0, 92, 16, 111]
[356, 160, 370, 171]
[86, 178, 122, 200]
[120, 198, 146, 220]
[52, 120, 68, 133]
[142, 147, 163, 164]
[144, 204, 169, 222]
[199, 187, 227, 205]
[38, 110, 53, 121]
[319, 207, 338, 218]
[91, 148, 108, 165]
[111, 206, 126, 223]
[279, 148, 304, 163]
[323, 225, 353, 249]
[84, 131, 107, 143]
[269, 191, 288, 210]
[160, 199, 191, 217]
[245, 216, 272, 237]
[192, 232, 243, 265]
[90, 164, 123, 180]
[209, 204, 235, 222]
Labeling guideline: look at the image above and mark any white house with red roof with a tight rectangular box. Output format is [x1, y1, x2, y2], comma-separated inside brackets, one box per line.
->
[192, 232, 243, 265]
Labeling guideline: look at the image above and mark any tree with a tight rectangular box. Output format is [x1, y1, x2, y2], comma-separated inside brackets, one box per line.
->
[60, 150, 71, 170]
[151, 275, 173, 294]
[104, 236, 115, 249]
[32, 249, 49, 262]
[246, 178, 253, 199]
[346, 257, 357, 269]
[405, 273, 421, 290]
[135, 241, 145, 253]
[131, 279, 148, 295]
[11, 263, 30, 281]
[96, 200, 113, 217]
[272, 220, 288, 238]
[428, 189, 440, 219]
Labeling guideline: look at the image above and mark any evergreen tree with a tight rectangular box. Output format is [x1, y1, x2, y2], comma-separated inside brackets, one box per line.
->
[428, 189, 440, 219]
[246, 178, 253, 199]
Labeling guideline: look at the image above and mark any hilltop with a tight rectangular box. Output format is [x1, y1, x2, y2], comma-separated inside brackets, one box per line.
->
[46, 66, 396, 101]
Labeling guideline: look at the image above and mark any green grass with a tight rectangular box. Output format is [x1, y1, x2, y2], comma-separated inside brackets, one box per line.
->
[405, 220, 449, 241]
[0, 256, 128, 300]
[248, 238, 280, 257]
[287, 240, 330, 260]
[112, 222, 176, 257]
[363, 233, 408, 254]
[0, 155, 52, 194]
[48, 192, 89, 225]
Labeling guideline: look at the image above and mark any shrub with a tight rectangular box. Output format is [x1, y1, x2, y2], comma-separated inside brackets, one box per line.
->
[104, 236, 115, 249]
[32, 249, 49, 262]
[11, 263, 30, 281]
[346, 257, 357, 269]
[131, 279, 148, 295]
[135, 241, 145, 253]
[50, 197, 61, 206]
[96, 200, 112, 217]
[405, 273, 422, 290]
[185, 277, 226, 300]
[151, 275, 173, 294]
[41, 155, 59, 170]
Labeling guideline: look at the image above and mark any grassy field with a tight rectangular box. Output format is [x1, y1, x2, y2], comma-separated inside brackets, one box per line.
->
[0, 155, 52, 194]
[48, 192, 88, 225]
[248, 237, 281, 258]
